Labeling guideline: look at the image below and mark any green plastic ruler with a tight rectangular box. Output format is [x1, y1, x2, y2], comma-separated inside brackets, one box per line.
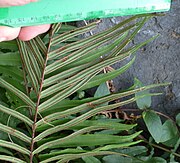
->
[0, 0, 171, 27]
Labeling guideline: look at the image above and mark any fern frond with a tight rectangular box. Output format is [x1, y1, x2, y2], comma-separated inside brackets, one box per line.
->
[0, 78, 35, 108]
[0, 14, 167, 162]
[0, 104, 33, 126]
[0, 140, 30, 155]
[0, 123, 31, 143]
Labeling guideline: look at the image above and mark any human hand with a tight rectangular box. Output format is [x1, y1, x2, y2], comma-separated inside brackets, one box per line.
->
[0, 0, 51, 42]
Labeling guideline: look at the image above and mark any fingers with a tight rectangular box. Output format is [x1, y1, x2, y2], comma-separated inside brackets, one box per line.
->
[0, 0, 38, 7]
[18, 24, 51, 41]
[0, 24, 50, 42]
[0, 0, 49, 42]
[0, 0, 48, 42]
[0, 26, 20, 42]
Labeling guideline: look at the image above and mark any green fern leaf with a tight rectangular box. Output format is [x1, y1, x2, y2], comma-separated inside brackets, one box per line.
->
[0, 14, 168, 162]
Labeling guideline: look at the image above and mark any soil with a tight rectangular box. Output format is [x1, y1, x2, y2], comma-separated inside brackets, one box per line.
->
[78, 0, 180, 118]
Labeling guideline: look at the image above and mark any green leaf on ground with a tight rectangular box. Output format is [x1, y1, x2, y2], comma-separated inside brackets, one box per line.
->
[135, 78, 152, 109]
[143, 110, 163, 143]
[94, 83, 110, 98]
[103, 155, 132, 163]
[161, 120, 178, 142]
[143, 111, 178, 144]
[144, 157, 167, 163]
[176, 113, 180, 126]
[94, 82, 110, 106]
[82, 156, 101, 163]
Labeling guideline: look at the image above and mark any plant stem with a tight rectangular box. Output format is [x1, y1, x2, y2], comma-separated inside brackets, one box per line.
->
[139, 136, 180, 158]
[29, 30, 53, 163]
[17, 39, 32, 117]
[148, 141, 180, 158]
[120, 108, 174, 122]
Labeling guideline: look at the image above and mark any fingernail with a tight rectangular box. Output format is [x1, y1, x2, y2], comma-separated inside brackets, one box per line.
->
[0, 38, 6, 42]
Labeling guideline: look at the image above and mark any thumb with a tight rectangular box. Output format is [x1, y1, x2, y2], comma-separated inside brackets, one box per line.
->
[0, 26, 20, 42]
[0, 0, 38, 7]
